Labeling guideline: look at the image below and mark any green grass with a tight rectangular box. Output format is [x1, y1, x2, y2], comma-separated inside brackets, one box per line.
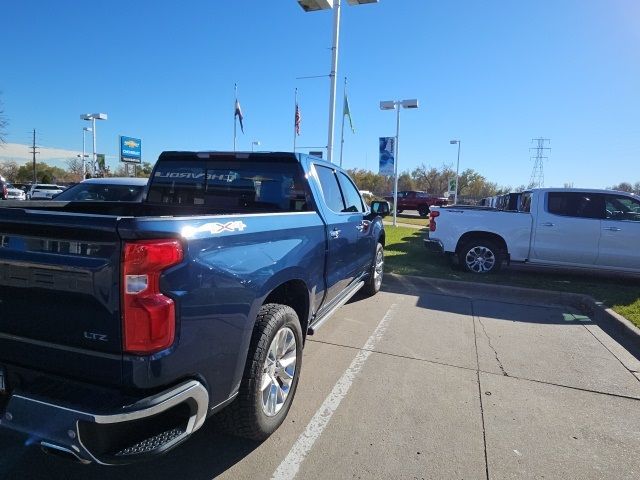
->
[384, 226, 640, 328]
[381, 211, 434, 227]
[389, 213, 429, 227]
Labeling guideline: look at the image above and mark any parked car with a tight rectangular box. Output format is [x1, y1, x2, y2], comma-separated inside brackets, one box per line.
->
[384, 190, 448, 217]
[27, 183, 64, 200]
[9, 183, 31, 194]
[0, 151, 389, 465]
[425, 188, 640, 274]
[53, 177, 148, 202]
[5, 182, 26, 200]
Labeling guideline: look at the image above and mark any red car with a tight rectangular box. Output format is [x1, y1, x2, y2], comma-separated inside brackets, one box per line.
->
[385, 190, 449, 217]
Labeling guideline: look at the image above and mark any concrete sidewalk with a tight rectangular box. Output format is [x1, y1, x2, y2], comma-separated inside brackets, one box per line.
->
[1, 275, 638, 479]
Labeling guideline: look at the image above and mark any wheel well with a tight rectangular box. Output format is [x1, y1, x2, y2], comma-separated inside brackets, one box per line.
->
[378, 231, 386, 246]
[456, 231, 508, 256]
[263, 280, 310, 339]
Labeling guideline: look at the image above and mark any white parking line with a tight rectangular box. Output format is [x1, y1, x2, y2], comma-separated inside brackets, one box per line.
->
[271, 303, 399, 480]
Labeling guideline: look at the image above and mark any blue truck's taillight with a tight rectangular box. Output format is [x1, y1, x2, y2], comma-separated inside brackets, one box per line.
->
[122, 239, 183, 355]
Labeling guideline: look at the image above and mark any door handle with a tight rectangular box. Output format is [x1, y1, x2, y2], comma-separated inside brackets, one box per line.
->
[603, 227, 621, 232]
[356, 220, 370, 232]
[541, 222, 554, 227]
[330, 229, 341, 239]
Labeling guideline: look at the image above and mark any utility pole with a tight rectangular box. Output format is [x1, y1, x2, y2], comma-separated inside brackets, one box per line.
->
[29, 129, 39, 183]
[529, 138, 550, 188]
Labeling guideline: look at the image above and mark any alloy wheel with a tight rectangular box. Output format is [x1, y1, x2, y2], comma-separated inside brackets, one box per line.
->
[261, 327, 297, 417]
[465, 246, 496, 273]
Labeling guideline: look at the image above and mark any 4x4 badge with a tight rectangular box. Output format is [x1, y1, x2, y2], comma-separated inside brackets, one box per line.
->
[181, 221, 247, 238]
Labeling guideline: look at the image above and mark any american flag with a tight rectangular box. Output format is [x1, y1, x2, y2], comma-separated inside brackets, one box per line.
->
[235, 99, 244, 133]
[295, 103, 301, 136]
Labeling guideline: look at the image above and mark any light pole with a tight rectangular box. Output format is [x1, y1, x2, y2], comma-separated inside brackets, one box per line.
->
[297, 0, 378, 163]
[78, 127, 92, 178]
[450, 139, 461, 205]
[80, 113, 107, 176]
[380, 99, 419, 227]
[251, 140, 261, 152]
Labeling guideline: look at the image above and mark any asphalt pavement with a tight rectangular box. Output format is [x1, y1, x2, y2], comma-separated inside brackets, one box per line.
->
[1, 275, 639, 479]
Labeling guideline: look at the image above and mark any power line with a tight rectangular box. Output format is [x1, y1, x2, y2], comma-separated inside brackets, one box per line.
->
[529, 137, 550, 188]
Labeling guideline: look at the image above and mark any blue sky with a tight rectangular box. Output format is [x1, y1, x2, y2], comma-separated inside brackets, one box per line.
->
[1, 0, 639, 188]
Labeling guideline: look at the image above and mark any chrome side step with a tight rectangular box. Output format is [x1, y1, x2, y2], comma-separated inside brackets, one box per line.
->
[307, 281, 364, 335]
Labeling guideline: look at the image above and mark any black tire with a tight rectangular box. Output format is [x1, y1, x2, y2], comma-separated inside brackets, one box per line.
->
[362, 242, 384, 296]
[457, 239, 503, 274]
[215, 304, 303, 441]
[396, 209, 403, 214]
[418, 206, 430, 217]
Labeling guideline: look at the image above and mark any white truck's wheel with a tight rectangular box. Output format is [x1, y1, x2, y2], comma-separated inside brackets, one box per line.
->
[458, 240, 503, 273]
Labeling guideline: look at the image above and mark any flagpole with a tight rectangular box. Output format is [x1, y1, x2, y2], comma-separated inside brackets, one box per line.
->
[293, 88, 298, 152]
[233, 83, 237, 152]
[339, 77, 347, 167]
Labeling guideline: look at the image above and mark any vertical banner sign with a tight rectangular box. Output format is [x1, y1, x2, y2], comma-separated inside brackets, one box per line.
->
[125, 163, 137, 177]
[120, 136, 142, 163]
[96, 154, 106, 173]
[379, 137, 395, 176]
[448, 178, 457, 194]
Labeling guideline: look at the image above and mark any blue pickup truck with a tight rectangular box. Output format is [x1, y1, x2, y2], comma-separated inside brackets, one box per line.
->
[0, 152, 388, 465]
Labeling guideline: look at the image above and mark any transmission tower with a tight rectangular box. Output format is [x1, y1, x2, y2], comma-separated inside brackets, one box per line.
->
[529, 138, 550, 188]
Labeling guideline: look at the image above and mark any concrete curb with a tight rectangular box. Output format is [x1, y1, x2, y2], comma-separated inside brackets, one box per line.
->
[384, 273, 640, 344]
[601, 306, 640, 340]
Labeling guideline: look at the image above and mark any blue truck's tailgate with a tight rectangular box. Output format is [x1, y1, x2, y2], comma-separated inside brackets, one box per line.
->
[0, 207, 124, 385]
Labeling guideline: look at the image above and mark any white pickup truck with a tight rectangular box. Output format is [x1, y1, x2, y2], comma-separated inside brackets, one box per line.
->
[425, 188, 640, 274]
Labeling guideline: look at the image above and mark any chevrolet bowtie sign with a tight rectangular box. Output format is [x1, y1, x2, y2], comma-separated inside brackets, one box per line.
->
[120, 136, 142, 163]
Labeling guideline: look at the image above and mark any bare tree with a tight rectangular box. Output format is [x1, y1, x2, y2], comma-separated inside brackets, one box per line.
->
[65, 157, 84, 180]
[411, 163, 455, 195]
[609, 182, 634, 193]
[0, 160, 19, 181]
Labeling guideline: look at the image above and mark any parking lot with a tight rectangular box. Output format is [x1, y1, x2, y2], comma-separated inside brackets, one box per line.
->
[1, 274, 639, 480]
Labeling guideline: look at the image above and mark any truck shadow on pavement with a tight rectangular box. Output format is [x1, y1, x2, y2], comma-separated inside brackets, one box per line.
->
[0, 422, 260, 480]
[378, 274, 640, 363]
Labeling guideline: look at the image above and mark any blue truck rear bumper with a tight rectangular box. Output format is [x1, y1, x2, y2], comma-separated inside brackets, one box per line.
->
[0, 372, 209, 465]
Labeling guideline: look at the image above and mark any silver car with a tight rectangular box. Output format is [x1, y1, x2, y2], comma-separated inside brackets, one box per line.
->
[27, 184, 64, 200]
[53, 177, 148, 202]
[6, 183, 26, 200]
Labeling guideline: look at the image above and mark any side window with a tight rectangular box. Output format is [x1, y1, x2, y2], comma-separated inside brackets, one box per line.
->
[337, 172, 365, 213]
[605, 195, 640, 222]
[547, 192, 603, 219]
[315, 165, 345, 213]
[519, 192, 531, 212]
